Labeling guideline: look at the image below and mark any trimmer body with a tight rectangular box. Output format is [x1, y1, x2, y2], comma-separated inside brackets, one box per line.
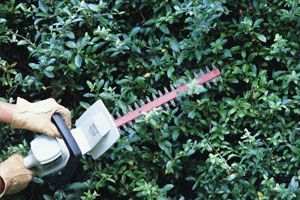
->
[23, 100, 120, 189]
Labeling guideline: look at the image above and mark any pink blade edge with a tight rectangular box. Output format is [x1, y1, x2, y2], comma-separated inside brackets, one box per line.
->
[114, 68, 221, 127]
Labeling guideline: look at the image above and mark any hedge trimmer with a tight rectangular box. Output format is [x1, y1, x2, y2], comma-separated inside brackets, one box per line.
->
[23, 67, 221, 189]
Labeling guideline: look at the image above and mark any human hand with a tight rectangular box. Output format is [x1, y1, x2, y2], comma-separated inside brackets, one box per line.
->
[11, 97, 71, 138]
[0, 154, 34, 197]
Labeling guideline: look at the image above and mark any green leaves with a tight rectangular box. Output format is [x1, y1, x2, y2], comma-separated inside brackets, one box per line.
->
[75, 55, 82, 68]
[38, 0, 49, 13]
[65, 41, 77, 49]
[227, 174, 237, 182]
[169, 37, 180, 52]
[167, 66, 174, 78]
[87, 4, 99, 12]
[255, 33, 267, 42]
[158, 140, 172, 158]
[0, 18, 7, 23]
[129, 27, 141, 37]
[44, 66, 54, 78]
[159, 25, 170, 34]
[253, 18, 264, 28]
[1, 0, 299, 199]
[66, 32, 75, 39]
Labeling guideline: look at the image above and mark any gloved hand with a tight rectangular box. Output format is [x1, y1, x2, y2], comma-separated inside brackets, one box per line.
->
[0, 154, 34, 197]
[11, 97, 71, 138]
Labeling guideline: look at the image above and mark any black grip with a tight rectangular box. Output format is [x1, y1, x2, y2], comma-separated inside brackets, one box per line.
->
[45, 113, 82, 190]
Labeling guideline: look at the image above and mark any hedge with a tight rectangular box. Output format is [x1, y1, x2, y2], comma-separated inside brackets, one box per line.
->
[0, 0, 299, 199]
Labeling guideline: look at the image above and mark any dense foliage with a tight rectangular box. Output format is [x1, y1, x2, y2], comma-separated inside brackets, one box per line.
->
[0, 0, 299, 199]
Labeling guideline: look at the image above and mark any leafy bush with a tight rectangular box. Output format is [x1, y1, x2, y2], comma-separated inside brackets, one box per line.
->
[0, 0, 299, 199]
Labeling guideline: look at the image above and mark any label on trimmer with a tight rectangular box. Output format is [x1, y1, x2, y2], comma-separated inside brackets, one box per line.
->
[72, 113, 111, 155]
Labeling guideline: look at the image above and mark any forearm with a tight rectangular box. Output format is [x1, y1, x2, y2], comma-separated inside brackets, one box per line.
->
[0, 101, 16, 124]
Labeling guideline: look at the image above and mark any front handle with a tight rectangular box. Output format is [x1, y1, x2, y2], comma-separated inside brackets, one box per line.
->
[44, 113, 82, 190]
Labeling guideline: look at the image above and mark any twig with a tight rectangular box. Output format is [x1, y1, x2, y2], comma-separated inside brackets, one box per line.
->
[15, 34, 35, 46]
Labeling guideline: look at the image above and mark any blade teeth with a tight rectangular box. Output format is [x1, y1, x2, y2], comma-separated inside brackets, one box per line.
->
[206, 81, 212, 88]
[219, 76, 223, 82]
[121, 107, 127, 115]
[134, 102, 139, 109]
[215, 76, 222, 82]
[128, 121, 133, 127]
[158, 90, 164, 97]
[193, 72, 198, 77]
[177, 96, 183, 103]
[122, 124, 128, 130]
[170, 100, 176, 107]
[198, 69, 205, 77]
[116, 111, 122, 118]
[170, 84, 175, 91]
[117, 127, 122, 133]
[205, 66, 211, 73]
[139, 99, 145, 106]
[164, 102, 170, 109]
[146, 96, 151, 103]
[212, 77, 218, 85]
[128, 105, 134, 112]
[152, 93, 157, 100]
[164, 87, 169, 93]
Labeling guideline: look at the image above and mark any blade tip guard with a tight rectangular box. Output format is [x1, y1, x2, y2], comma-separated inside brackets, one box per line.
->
[75, 100, 120, 159]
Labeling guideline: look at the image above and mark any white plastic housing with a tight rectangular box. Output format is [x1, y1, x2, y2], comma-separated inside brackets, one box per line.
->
[24, 135, 70, 177]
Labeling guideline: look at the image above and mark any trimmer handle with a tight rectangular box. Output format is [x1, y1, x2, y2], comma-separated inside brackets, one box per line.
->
[45, 113, 82, 190]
